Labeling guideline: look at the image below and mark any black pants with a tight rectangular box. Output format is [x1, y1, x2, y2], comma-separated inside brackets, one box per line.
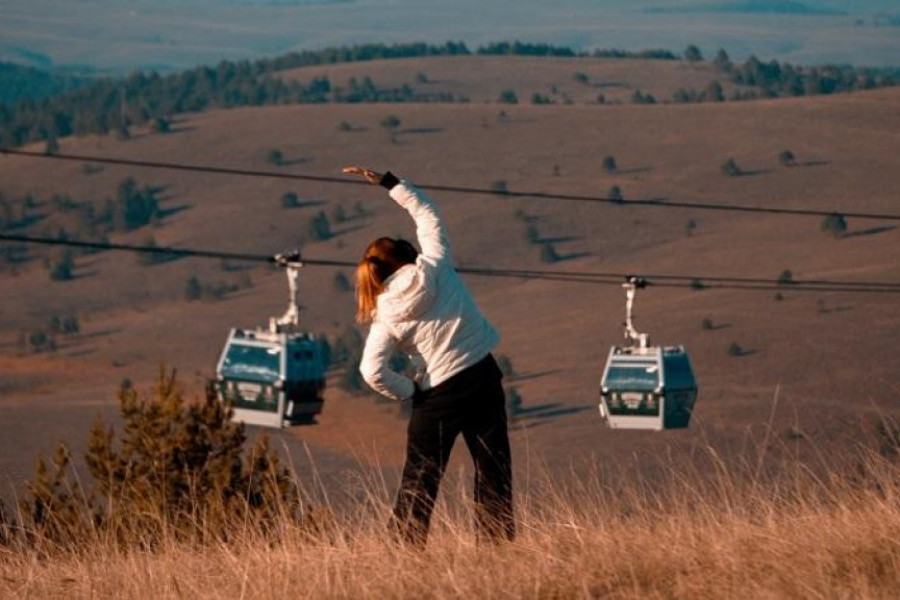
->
[390, 353, 514, 547]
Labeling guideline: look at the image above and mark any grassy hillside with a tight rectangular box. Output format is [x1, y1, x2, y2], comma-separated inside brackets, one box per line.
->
[2, 444, 900, 599]
[0, 55, 899, 493]
[2, 52, 900, 598]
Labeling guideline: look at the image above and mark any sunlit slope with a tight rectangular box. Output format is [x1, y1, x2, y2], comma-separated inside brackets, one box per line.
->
[1, 65, 899, 483]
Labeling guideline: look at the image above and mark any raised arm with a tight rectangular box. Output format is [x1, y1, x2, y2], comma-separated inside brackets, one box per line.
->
[386, 177, 450, 264]
[342, 166, 451, 264]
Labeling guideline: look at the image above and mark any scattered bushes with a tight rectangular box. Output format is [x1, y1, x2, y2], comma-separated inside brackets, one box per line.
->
[11, 369, 302, 549]
[631, 90, 657, 104]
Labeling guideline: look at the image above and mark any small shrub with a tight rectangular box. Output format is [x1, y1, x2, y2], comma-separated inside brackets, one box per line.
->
[706, 80, 725, 102]
[821, 213, 847, 237]
[331, 204, 348, 223]
[381, 115, 401, 132]
[631, 90, 656, 104]
[498, 90, 518, 104]
[574, 72, 589, 84]
[282, 192, 301, 208]
[701, 318, 714, 330]
[44, 137, 60, 155]
[495, 355, 515, 377]
[684, 44, 703, 63]
[691, 279, 706, 290]
[309, 212, 332, 241]
[491, 180, 509, 195]
[267, 148, 284, 166]
[721, 158, 743, 177]
[49, 315, 80, 335]
[415, 72, 429, 84]
[608, 185, 624, 203]
[333, 272, 352, 293]
[185, 276, 202, 301]
[602, 155, 617, 173]
[151, 117, 171, 134]
[337, 121, 353, 132]
[49, 251, 75, 281]
[777, 269, 794, 285]
[540, 243, 559, 263]
[506, 387, 523, 418]
[779, 149, 796, 167]
[531, 93, 553, 105]
[28, 330, 56, 353]
[685, 219, 698, 237]
[727, 342, 744, 357]
[137, 236, 177, 266]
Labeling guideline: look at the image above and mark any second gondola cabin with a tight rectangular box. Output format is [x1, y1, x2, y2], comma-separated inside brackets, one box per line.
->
[600, 346, 696, 430]
[598, 277, 698, 430]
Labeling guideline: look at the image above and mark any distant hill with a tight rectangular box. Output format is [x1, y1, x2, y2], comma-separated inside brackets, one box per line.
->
[0, 62, 85, 105]
[646, 0, 846, 15]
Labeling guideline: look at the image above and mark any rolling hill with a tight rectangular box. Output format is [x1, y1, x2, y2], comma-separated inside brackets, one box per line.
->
[1, 54, 899, 498]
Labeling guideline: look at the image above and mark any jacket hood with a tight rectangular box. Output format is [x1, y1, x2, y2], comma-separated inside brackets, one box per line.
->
[375, 263, 437, 323]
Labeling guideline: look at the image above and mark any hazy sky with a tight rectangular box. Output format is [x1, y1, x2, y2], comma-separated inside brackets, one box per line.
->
[0, 0, 898, 72]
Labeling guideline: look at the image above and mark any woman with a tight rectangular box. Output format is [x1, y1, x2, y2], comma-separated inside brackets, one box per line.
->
[343, 166, 514, 546]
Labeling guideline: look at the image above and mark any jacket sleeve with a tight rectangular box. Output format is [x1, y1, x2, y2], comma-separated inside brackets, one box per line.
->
[389, 181, 450, 264]
[359, 322, 416, 402]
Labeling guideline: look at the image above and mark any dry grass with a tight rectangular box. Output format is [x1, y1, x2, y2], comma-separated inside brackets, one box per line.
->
[2, 442, 900, 600]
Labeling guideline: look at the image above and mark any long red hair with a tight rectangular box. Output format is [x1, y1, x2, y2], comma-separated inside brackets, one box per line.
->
[356, 237, 418, 323]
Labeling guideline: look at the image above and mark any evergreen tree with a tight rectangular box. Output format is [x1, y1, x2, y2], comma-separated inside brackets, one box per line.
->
[684, 45, 704, 63]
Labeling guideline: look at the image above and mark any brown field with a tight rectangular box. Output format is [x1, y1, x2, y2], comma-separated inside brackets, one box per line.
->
[280, 55, 747, 104]
[1, 54, 900, 578]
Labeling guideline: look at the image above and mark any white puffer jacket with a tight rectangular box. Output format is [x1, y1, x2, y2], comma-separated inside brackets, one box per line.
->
[359, 180, 500, 401]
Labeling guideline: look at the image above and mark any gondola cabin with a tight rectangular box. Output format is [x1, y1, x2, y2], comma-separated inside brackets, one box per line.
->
[214, 251, 326, 428]
[599, 346, 697, 430]
[598, 277, 698, 430]
[216, 328, 325, 428]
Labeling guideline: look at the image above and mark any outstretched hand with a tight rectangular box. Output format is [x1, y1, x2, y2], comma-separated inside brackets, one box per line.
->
[342, 166, 383, 185]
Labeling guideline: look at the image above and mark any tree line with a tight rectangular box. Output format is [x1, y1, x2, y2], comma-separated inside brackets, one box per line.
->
[0, 40, 678, 149]
[2, 41, 898, 149]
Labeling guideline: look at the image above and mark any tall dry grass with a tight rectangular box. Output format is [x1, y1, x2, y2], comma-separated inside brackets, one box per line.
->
[2, 437, 900, 600]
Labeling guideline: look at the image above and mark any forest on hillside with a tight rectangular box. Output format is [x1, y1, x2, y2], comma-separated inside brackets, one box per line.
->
[0, 40, 898, 150]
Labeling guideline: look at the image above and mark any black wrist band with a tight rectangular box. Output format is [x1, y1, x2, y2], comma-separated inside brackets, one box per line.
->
[380, 171, 400, 190]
